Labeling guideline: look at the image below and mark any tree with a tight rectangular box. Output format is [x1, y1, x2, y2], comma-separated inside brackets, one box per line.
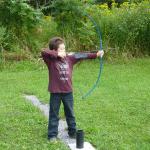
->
[27, 0, 54, 9]
[0, 0, 42, 50]
[95, 0, 129, 8]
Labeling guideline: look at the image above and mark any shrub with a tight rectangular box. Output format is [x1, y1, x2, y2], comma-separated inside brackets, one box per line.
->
[0, 0, 42, 51]
[26, 16, 58, 54]
[0, 26, 7, 51]
[83, 0, 150, 56]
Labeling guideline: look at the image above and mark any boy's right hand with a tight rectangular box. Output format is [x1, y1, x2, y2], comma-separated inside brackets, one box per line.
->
[58, 51, 66, 58]
[97, 50, 104, 58]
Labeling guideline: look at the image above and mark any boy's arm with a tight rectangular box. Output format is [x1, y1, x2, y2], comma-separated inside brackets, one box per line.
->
[41, 49, 58, 59]
[41, 49, 58, 65]
[68, 52, 101, 65]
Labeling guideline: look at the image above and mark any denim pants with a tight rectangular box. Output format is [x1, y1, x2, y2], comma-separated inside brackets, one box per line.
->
[48, 92, 76, 139]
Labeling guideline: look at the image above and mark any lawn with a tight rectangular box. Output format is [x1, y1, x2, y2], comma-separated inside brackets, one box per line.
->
[0, 58, 150, 150]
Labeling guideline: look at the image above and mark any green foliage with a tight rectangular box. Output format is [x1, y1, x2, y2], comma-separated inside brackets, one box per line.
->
[0, 26, 9, 69]
[26, 16, 58, 54]
[95, 0, 146, 8]
[0, 0, 42, 51]
[98, 1, 150, 55]
[95, 0, 145, 3]
[45, 0, 149, 55]
[0, 26, 7, 50]
[0, 0, 41, 31]
[46, 0, 100, 51]
[50, 0, 83, 33]
[44, 0, 89, 51]
[0, 0, 149, 57]
[107, 2, 146, 55]
[77, 20, 98, 50]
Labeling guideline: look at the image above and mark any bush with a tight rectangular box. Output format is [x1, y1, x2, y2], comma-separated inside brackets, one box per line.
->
[50, 0, 83, 32]
[46, 0, 149, 56]
[79, 0, 150, 56]
[0, 26, 7, 50]
[26, 16, 58, 54]
[0, 0, 149, 58]
[47, 0, 100, 51]
[0, 0, 42, 51]
[99, 1, 150, 55]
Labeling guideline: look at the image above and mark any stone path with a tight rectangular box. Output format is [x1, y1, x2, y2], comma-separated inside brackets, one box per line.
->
[24, 95, 95, 150]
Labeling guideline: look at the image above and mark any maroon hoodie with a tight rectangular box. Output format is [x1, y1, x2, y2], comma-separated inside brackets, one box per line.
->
[41, 49, 97, 93]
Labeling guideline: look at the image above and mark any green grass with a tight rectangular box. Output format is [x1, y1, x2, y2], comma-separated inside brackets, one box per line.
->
[0, 61, 69, 149]
[0, 58, 150, 150]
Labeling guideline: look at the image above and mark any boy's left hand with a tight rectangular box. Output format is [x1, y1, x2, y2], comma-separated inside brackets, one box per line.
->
[97, 50, 104, 57]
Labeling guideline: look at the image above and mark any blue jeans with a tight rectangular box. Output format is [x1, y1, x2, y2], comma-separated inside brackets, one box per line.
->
[48, 92, 76, 139]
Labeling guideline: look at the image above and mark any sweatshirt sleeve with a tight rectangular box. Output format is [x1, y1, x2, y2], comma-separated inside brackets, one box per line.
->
[69, 52, 97, 65]
[41, 49, 58, 65]
[41, 49, 58, 59]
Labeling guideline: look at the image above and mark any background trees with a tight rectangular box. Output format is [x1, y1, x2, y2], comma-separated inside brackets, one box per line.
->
[0, 0, 149, 57]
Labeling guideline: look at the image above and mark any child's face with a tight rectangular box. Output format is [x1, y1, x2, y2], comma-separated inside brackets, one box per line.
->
[57, 43, 66, 53]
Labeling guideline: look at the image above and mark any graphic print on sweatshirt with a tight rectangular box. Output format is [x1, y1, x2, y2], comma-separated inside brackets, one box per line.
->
[56, 60, 69, 82]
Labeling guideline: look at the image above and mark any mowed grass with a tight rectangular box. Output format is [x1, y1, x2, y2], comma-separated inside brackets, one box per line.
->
[0, 58, 150, 150]
[0, 61, 69, 150]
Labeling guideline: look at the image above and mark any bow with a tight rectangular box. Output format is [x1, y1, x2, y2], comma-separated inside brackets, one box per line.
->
[81, 13, 104, 99]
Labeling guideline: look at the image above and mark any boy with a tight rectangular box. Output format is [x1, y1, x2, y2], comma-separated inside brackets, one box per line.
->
[41, 37, 104, 141]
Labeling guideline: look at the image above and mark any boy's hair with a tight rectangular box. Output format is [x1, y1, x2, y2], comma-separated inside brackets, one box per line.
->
[49, 37, 64, 51]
